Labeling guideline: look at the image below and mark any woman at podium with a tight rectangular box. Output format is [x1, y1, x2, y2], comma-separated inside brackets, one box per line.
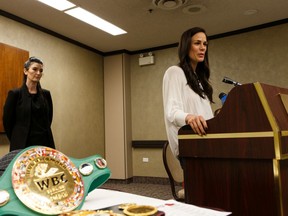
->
[163, 27, 214, 159]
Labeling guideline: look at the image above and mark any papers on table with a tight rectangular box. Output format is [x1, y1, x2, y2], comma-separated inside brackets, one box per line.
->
[158, 199, 231, 216]
[82, 189, 231, 216]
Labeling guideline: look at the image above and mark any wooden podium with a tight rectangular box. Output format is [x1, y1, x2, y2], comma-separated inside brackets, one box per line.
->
[178, 82, 288, 216]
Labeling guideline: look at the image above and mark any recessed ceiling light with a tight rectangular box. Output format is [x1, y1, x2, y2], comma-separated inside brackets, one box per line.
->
[37, 0, 75, 11]
[244, 9, 258, 15]
[182, 4, 207, 15]
[65, 7, 127, 36]
[163, 0, 177, 8]
[153, 0, 188, 10]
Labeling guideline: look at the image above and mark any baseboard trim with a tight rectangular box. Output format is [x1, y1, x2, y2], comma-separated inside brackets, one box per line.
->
[107, 176, 171, 185]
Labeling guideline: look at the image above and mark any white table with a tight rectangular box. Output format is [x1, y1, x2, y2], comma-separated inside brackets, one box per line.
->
[82, 189, 231, 216]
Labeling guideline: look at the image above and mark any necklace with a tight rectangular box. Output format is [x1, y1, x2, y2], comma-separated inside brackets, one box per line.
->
[194, 72, 204, 94]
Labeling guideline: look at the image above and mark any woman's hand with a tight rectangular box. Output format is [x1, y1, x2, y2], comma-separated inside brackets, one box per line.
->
[185, 114, 208, 135]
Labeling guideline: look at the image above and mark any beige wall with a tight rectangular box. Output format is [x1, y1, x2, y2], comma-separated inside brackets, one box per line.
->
[131, 48, 177, 178]
[1, 15, 288, 178]
[209, 24, 288, 111]
[0, 16, 104, 158]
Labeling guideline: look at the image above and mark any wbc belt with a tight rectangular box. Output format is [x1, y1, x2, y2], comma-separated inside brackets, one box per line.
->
[0, 146, 110, 215]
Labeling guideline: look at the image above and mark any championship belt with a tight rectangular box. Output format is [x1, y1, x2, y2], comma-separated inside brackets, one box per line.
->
[0, 146, 110, 215]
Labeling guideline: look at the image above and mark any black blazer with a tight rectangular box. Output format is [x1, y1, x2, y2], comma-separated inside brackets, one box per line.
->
[3, 84, 55, 151]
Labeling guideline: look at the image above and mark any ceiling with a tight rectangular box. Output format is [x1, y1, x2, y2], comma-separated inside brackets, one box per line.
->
[0, 0, 287, 54]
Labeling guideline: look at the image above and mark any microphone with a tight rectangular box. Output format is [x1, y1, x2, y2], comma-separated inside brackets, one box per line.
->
[219, 92, 227, 105]
[222, 77, 241, 86]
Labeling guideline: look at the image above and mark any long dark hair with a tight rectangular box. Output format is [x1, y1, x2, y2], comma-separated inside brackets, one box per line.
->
[178, 27, 213, 102]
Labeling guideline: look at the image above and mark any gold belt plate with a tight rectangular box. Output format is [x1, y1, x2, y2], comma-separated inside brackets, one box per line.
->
[12, 147, 84, 215]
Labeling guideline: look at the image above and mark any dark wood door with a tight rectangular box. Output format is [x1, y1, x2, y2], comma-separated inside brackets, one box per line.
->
[0, 43, 29, 132]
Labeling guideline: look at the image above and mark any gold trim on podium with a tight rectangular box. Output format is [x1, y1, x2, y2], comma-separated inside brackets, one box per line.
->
[279, 93, 288, 114]
[178, 131, 274, 140]
[273, 159, 284, 216]
[254, 82, 281, 158]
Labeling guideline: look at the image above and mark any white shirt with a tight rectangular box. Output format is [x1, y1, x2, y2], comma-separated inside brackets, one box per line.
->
[162, 65, 213, 157]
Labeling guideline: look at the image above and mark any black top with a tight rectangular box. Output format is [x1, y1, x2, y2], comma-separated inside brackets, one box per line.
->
[26, 93, 51, 147]
[3, 84, 55, 151]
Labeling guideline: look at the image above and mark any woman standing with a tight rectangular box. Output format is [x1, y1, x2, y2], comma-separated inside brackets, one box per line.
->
[3, 57, 55, 151]
[163, 27, 214, 158]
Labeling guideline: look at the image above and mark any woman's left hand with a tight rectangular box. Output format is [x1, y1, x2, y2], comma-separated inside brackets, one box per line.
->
[185, 114, 208, 136]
